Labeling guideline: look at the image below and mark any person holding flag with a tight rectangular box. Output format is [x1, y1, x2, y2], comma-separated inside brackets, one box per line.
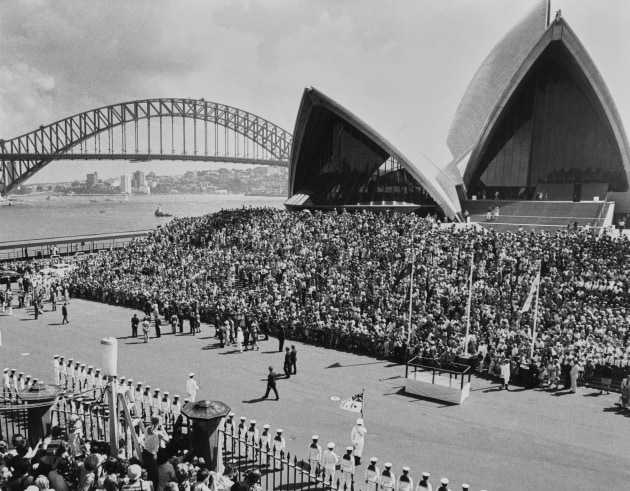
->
[351, 418, 367, 465]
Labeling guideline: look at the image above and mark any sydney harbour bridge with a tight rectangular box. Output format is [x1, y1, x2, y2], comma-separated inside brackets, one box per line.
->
[0, 98, 293, 195]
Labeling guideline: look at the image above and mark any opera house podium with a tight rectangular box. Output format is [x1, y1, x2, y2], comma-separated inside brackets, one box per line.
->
[404, 358, 472, 405]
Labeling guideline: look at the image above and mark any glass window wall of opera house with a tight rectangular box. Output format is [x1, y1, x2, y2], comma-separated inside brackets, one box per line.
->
[467, 41, 627, 202]
[287, 114, 435, 211]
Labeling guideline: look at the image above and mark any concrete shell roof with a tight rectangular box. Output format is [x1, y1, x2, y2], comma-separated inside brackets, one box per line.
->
[290, 87, 461, 217]
[446, 0, 548, 160]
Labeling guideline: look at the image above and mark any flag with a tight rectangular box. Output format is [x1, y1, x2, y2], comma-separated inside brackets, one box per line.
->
[520, 270, 540, 313]
[340, 392, 363, 413]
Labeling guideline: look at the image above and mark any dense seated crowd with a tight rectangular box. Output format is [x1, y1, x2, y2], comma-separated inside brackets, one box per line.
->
[38, 207, 628, 386]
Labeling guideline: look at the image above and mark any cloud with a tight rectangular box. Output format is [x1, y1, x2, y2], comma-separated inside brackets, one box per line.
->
[1, 0, 629, 185]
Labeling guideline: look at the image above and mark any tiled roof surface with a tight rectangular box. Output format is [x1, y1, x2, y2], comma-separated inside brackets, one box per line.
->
[446, 0, 548, 159]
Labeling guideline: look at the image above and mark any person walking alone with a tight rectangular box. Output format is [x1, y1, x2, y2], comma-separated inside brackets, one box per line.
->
[61, 302, 69, 324]
[263, 366, 279, 400]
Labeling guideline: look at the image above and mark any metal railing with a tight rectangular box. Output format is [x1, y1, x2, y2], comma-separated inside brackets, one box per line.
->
[219, 428, 357, 491]
[0, 394, 30, 444]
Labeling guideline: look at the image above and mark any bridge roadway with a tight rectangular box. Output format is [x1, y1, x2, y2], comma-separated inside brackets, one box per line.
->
[1, 299, 628, 490]
[0, 154, 287, 166]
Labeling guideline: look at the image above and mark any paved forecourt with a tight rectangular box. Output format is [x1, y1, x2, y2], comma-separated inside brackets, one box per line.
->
[1, 299, 629, 490]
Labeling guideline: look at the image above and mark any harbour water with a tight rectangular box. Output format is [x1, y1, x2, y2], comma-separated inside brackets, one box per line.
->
[0, 194, 285, 243]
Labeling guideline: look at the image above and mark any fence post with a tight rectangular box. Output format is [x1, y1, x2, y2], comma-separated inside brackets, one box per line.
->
[181, 400, 230, 472]
[17, 381, 63, 448]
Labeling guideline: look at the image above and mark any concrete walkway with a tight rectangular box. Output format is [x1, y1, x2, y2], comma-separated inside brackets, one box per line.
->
[1, 299, 628, 490]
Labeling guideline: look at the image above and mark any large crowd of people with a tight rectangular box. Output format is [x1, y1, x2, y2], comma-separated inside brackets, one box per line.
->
[23, 207, 622, 386]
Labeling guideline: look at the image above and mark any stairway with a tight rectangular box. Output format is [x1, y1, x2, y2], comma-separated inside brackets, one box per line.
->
[461, 199, 611, 233]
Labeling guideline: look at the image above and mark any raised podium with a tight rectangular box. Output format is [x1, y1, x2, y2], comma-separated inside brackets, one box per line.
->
[404, 357, 472, 405]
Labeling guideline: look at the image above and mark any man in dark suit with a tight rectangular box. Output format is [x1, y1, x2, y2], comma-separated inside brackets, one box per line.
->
[263, 366, 279, 400]
[61, 303, 69, 324]
[283, 347, 291, 378]
[278, 323, 286, 352]
[131, 314, 139, 337]
[290, 345, 297, 375]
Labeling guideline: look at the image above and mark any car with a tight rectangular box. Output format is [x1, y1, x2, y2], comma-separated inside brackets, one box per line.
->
[0, 270, 22, 284]
[74, 251, 86, 257]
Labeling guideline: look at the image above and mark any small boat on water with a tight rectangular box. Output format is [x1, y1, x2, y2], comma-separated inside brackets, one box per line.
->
[155, 204, 172, 217]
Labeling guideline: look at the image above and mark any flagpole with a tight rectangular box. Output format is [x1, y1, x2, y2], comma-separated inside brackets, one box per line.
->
[464, 255, 474, 357]
[361, 387, 365, 419]
[529, 262, 542, 361]
[407, 245, 415, 347]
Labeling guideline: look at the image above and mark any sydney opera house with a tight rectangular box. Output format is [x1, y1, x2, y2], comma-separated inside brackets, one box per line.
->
[285, 0, 630, 223]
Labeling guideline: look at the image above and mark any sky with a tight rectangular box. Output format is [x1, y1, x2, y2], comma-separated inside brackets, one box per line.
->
[1, 0, 630, 184]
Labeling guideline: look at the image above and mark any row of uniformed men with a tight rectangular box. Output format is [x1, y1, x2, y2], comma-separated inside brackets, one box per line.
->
[51, 356, 189, 420]
[2, 368, 39, 398]
[223, 415, 480, 491]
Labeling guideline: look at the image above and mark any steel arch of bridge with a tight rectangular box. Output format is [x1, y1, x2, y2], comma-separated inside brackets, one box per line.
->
[0, 98, 292, 195]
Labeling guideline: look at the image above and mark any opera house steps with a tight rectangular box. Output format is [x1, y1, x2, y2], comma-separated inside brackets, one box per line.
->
[462, 199, 611, 233]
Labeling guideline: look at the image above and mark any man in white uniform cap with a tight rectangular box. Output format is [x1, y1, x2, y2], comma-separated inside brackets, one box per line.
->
[322, 442, 338, 484]
[437, 477, 450, 491]
[365, 457, 380, 491]
[186, 373, 200, 402]
[307, 435, 322, 475]
[351, 417, 367, 465]
[340, 446, 355, 489]
[397, 467, 413, 491]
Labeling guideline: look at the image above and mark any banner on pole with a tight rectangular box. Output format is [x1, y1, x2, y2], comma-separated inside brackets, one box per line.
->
[340, 392, 363, 413]
[520, 271, 541, 313]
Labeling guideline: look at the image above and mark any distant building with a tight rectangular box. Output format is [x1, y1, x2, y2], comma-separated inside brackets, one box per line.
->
[120, 174, 132, 194]
[132, 170, 146, 188]
[86, 172, 99, 187]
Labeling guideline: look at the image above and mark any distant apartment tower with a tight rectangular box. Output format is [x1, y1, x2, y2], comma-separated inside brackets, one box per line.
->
[132, 170, 146, 188]
[86, 172, 99, 187]
[120, 174, 132, 193]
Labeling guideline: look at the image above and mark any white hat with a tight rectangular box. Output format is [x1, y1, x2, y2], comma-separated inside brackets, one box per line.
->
[95, 368, 101, 372]
[127, 379, 133, 384]
[312, 435, 318, 440]
[228, 412, 235, 417]
[136, 381, 142, 386]
[164, 392, 169, 395]
[53, 355, 59, 358]
[462, 485, 470, 490]
[154, 388, 160, 392]
[327, 442, 335, 449]
[441, 478, 449, 485]
[422, 472, 430, 478]
[277, 429, 283, 433]
[184, 398, 190, 402]
[346, 446, 353, 452]
[263, 424, 270, 429]
[250, 420, 256, 425]
[88, 366, 94, 369]
[81, 363, 86, 367]
[119, 376, 125, 380]
[370, 457, 378, 463]
[402, 467, 410, 472]
[146, 385, 151, 389]
[189, 373, 195, 377]
[385, 462, 392, 468]
[3, 368, 8, 373]
[240, 416, 246, 421]
[356, 418, 364, 425]
[174, 395, 180, 398]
